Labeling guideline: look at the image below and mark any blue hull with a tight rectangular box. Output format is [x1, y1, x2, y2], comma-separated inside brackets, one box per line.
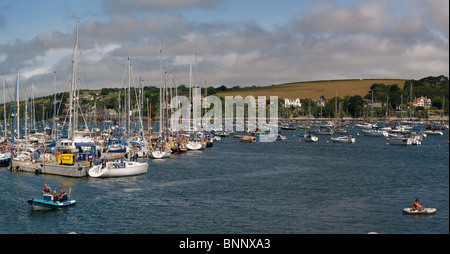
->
[28, 198, 76, 210]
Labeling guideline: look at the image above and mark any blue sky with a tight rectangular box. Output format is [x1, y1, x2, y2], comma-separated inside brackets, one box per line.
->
[0, 0, 448, 99]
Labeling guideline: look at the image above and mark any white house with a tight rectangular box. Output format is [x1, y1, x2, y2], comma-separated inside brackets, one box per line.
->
[284, 98, 301, 108]
[412, 96, 432, 109]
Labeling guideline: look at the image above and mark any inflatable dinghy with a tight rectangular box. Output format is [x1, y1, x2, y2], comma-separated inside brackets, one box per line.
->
[403, 208, 436, 214]
[28, 194, 76, 210]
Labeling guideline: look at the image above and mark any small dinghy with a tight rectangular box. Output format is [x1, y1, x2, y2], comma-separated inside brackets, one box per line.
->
[403, 208, 436, 214]
[28, 194, 76, 211]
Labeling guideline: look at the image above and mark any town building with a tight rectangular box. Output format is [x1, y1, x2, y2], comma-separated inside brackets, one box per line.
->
[412, 96, 432, 109]
[284, 98, 301, 108]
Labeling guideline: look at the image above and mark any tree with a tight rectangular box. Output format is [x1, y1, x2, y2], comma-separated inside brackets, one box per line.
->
[431, 96, 441, 109]
[348, 95, 366, 118]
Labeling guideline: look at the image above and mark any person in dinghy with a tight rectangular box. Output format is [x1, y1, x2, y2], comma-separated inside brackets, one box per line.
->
[412, 199, 425, 211]
[58, 189, 68, 202]
[42, 183, 52, 194]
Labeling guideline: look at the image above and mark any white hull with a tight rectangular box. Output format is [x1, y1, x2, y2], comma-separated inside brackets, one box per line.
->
[403, 208, 436, 214]
[150, 150, 171, 159]
[303, 135, 318, 142]
[186, 142, 203, 150]
[389, 136, 421, 146]
[88, 161, 148, 178]
[331, 136, 355, 143]
[423, 130, 443, 135]
[355, 123, 374, 129]
[362, 129, 388, 137]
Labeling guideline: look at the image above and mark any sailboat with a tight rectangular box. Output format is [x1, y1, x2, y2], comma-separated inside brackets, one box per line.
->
[362, 127, 388, 137]
[88, 159, 148, 178]
[39, 22, 98, 177]
[331, 133, 355, 143]
[10, 69, 45, 172]
[186, 131, 206, 150]
[151, 48, 172, 158]
[331, 92, 355, 143]
[302, 131, 318, 142]
[0, 74, 11, 166]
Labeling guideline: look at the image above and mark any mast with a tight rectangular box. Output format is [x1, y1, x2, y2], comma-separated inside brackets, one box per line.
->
[189, 59, 192, 109]
[2, 74, 6, 141]
[371, 89, 374, 121]
[31, 83, 35, 130]
[159, 44, 163, 135]
[16, 69, 20, 140]
[409, 83, 413, 120]
[127, 57, 131, 137]
[52, 72, 57, 139]
[24, 89, 28, 142]
[385, 96, 389, 123]
[68, 21, 79, 140]
[165, 71, 169, 137]
[147, 99, 151, 136]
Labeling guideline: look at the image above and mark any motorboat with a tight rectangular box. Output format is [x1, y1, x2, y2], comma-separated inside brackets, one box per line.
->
[331, 134, 355, 143]
[276, 133, 286, 140]
[28, 194, 76, 210]
[423, 130, 443, 135]
[362, 128, 389, 137]
[303, 133, 318, 142]
[0, 151, 11, 166]
[240, 136, 256, 143]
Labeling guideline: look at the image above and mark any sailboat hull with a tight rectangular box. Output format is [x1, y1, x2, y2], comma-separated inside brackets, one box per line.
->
[150, 150, 171, 159]
[186, 142, 203, 150]
[88, 161, 148, 178]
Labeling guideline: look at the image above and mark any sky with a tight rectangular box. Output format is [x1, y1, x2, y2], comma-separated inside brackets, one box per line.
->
[0, 0, 448, 100]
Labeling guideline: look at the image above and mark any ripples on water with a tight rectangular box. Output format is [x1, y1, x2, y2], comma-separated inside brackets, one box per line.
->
[1, 129, 448, 234]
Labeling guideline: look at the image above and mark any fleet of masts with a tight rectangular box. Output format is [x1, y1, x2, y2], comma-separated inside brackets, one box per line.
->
[0, 23, 448, 175]
[0, 22, 229, 177]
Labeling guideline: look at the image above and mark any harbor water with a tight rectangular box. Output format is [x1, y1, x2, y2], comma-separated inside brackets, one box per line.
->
[1, 128, 448, 234]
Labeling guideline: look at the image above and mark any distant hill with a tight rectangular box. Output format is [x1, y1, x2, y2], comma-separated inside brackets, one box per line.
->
[216, 79, 406, 99]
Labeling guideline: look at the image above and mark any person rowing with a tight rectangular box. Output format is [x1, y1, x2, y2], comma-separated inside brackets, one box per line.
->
[412, 199, 425, 211]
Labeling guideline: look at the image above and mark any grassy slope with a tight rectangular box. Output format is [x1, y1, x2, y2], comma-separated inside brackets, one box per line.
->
[216, 79, 406, 99]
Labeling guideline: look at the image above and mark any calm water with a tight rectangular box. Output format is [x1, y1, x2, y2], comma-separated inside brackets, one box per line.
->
[1, 127, 448, 234]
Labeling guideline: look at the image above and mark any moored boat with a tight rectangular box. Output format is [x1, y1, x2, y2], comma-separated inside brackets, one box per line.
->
[303, 133, 318, 142]
[331, 134, 355, 143]
[150, 149, 171, 159]
[240, 136, 256, 143]
[0, 151, 11, 166]
[88, 160, 148, 178]
[423, 130, 443, 135]
[362, 128, 389, 137]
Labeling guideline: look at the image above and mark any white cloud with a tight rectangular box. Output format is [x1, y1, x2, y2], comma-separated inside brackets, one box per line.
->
[21, 66, 52, 79]
[1, 0, 448, 99]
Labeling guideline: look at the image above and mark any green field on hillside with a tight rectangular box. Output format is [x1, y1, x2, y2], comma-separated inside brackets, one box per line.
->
[216, 79, 406, 99]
